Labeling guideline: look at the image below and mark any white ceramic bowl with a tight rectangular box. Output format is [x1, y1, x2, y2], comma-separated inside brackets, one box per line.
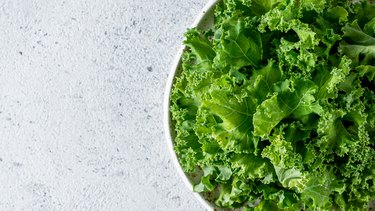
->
[163, 1, 375, 210]
[163, 0, 218, 210]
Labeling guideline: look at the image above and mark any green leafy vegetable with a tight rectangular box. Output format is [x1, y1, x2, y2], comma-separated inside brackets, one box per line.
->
[170, 0, 375, 210]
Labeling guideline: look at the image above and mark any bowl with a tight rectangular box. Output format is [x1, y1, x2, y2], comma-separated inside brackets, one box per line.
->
[163, 0, 375, 210]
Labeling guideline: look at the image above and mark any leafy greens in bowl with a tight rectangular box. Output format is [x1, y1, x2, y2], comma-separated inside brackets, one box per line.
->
[166, 0, 375, 210]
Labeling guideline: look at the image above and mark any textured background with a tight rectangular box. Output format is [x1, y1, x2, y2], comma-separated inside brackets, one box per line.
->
[0, 0, 206, 210]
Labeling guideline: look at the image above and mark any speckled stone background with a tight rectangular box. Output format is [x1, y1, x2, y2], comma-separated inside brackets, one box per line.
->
[0, 0, 206, 210]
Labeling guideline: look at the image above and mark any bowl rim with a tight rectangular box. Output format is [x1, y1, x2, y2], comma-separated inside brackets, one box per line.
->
[163, 0, 219, 210]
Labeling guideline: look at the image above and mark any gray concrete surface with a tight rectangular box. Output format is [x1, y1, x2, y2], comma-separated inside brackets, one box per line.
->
[0, 0, 206, 210]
